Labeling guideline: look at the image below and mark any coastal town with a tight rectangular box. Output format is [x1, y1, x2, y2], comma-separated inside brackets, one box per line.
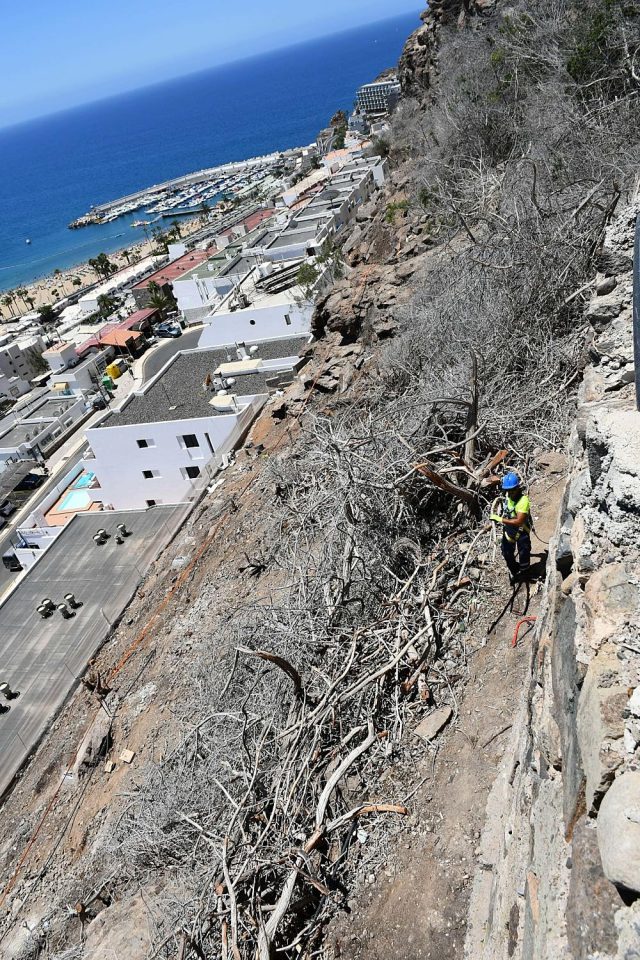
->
[0, 75, 398, 799]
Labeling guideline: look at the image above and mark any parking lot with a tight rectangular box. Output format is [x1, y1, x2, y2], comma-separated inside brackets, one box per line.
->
[0, 506, 179, 798]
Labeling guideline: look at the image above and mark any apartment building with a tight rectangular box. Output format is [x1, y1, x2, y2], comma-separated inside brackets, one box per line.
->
[85, 337, 308, 510]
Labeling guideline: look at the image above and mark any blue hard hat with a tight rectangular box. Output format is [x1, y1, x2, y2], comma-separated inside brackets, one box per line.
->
[502, 471, 520, 490]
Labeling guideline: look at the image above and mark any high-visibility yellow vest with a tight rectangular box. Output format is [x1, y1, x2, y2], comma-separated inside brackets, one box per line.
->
[504, 493, 532, 542]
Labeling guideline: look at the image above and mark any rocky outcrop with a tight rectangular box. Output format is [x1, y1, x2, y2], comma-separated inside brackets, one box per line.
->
[398, 1, 498, 96]
[464, 202, 640, 959]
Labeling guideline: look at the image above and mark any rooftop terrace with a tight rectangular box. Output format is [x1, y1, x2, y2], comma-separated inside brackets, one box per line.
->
[105, 338, 305, 427]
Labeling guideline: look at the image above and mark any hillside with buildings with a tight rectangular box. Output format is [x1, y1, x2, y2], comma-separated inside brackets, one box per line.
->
[0, 2, 639, 959]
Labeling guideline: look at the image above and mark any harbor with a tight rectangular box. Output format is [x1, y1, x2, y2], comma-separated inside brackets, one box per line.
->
[68, 145, 309, 228]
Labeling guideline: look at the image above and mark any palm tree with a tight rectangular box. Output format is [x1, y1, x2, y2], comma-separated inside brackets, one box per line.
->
[72, 276, 82, 289]
[53, 268, 68, 295]
[1, 294, 15, 318]
[146, 281, 172, 319]
[97, 293, 120, 318]
[25, 296, 35, 310]
[16, 288, 28, 309]
[122, 249, 131, 265]
[88, 253, 117, 280]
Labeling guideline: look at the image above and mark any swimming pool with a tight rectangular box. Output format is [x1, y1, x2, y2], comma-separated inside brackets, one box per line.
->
[73, 471, 95, 490]
[59, 489, 92, 512]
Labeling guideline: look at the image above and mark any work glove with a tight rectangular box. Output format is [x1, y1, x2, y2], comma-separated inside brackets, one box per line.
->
[489, 514, 504, 524]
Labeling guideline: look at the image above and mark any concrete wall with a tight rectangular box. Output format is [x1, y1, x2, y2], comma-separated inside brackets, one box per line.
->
[86, 402, 261, 510]
[198, 302, 312, 349]
[464, 206, 640, 960]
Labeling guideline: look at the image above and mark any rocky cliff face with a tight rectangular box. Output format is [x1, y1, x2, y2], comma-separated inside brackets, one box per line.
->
[398, 0, 498, 96]
[464, 202, 640, 960]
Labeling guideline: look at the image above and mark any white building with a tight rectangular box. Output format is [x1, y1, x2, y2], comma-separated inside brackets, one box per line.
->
[85, 339, 307, 510]
[0, 391, 89, 464]
[171, 226, 271, 323]
[356, 79, 401, 116]
[197, 264, 314, 349]
[48, 347, 113, 393]
[0, 334, 46, 388]
[77, 256, 163, 317]
[0, 373, 31, 400]
[42, 341, 78, 373]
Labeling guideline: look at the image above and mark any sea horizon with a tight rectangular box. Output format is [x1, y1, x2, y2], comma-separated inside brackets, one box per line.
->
[0, 12, 417, 293]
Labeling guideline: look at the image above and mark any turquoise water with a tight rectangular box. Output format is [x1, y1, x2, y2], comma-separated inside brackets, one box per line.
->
[73, 471, 95, 489]
[0, 13, 418, 291]
[59, 489, 92, 512]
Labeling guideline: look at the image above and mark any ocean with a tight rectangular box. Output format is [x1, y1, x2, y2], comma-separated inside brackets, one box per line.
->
[0, 12, 417, 293]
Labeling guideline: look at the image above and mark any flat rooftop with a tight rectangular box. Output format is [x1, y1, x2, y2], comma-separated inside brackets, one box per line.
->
[216, 264, 307, 312]
[21, 397, 76, 421]
[268, 227, 318, 249]
[0, 506, 179, 799]
[133, 250, 209, 289]
[103, 340, 303, 427]
[0, 420, 55, 448]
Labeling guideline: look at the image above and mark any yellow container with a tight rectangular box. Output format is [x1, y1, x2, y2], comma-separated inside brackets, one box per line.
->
[105, 362, 122, 380]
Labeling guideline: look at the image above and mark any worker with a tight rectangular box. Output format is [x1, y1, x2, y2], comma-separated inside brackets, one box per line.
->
[491, 472, 532, 583]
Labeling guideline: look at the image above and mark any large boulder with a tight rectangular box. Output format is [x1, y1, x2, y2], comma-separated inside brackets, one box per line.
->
[566, 817, 620, 960]
[576, 642, 626, 813]
[84, 893, 155, 960]
[597, 771, 640, 894]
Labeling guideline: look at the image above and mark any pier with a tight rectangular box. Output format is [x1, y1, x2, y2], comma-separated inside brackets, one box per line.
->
[68, 145, 309, 229]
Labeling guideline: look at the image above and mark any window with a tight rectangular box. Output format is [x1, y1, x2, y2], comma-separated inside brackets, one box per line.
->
[180, 434, 199, 449]
[146, 499, 156, 507]
[142, 469, 160, 479]
[137, 438, 155, 448]
[182, 465, 201, 479]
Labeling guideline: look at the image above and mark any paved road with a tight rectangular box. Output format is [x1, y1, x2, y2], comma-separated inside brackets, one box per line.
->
[141, 328, 202, 383]
[0, 506, 179, 799]
[0, 448, 86, 594]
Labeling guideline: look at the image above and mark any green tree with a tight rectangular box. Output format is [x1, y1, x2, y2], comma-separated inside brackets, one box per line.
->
[146, 281, 174, 319]
[170, 218, 182, 238]
[25, 296, 35, 310]
[16, 288, 28, 308]
[296, 262, 320, 298]
[38, 304, 57, 326]
[97, 293, 120, 318]
[150, 227, 171, 255]
[72, 276, 82, 288]
[89, 253, 117, 280]
[26, 347, 49, 376]
[1, 294, 16, 318]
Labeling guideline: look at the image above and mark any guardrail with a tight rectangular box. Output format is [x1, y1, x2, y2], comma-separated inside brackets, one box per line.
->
[634, 212, 640, 411]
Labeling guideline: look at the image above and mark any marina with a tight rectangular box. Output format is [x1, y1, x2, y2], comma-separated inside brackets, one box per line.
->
[68, 145, 308, 229]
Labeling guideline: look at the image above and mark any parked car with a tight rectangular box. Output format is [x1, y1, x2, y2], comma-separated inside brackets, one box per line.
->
[14, 473, 46, 492]
[155, 322, 182, 339]
[0, 500, 15, 518]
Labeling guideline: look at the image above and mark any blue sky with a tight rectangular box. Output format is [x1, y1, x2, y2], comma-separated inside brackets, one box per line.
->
[0, 1, 423, 127]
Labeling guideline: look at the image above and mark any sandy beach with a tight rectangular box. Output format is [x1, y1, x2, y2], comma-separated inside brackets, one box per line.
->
[0, 213, 208, 319]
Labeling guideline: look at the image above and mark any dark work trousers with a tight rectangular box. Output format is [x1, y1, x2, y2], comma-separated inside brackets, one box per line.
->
[501, 531, 531, 578]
